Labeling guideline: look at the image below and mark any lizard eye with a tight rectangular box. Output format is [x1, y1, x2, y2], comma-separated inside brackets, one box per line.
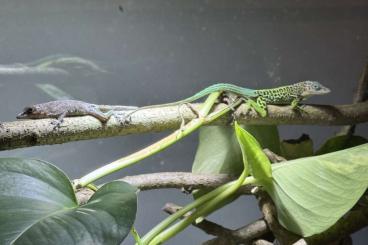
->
[24, 107, 34, 114]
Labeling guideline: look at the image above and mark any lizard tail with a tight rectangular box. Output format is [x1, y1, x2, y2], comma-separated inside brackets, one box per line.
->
[123, 83, 257, 121]
[122, 87, 215, 120]
[122, 95, 202, 121]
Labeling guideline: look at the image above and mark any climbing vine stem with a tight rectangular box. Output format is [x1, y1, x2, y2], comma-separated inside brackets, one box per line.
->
[76, 93, 242, 188]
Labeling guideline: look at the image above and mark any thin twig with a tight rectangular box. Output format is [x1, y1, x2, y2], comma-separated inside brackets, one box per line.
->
[256, 191, 300, 244]
[120, 172, 236, 190]
[162, 203, 234, 237]
[339, 61, 368, 135]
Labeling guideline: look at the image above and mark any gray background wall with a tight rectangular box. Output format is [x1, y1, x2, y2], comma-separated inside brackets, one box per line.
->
[0, 0, 367, 244]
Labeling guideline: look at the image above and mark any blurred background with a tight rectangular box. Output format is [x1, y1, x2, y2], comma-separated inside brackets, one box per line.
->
[0, 0, 367, 244]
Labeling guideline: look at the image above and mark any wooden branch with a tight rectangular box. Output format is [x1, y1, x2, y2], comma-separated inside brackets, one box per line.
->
[120, 172, 236, 190]
[1, 101, 368, 151]
[75, 172, 247, 205]
[257, 191, 301, 244]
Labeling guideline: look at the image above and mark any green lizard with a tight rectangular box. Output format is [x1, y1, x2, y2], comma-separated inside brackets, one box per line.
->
[124, 81, 330, 120]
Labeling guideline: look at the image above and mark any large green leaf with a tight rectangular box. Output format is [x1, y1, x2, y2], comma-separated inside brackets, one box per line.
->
[191, 126, 243, 202]
[192, 125, 279, 176]
[234, 122, 272, 184]
[0, 158, 137, 245]
[315, 135, 367, 155]
[192, 126, 243, 176]
[266, 144, 368, 237]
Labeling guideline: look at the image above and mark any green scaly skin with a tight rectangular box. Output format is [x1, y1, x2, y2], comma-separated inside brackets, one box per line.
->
[125, 81, 330, 119]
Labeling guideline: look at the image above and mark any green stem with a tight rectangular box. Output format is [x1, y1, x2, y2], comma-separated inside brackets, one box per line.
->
[140, 180, 236, 244]
[76, 92, 237, 188]
[86, 183, 98, 191]
[138, 99, 244, 244]
[131, 226, 143, 245]
[148, 175, 255, 245]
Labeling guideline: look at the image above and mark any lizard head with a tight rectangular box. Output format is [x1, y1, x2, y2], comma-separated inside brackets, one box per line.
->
[299, 81, 330, 97]
[16, 105, 47, 119]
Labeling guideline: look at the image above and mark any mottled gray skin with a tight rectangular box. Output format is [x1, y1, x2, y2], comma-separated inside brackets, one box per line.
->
[16, 100, 121, 127]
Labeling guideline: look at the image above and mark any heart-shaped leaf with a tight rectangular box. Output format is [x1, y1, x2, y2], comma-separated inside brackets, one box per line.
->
[192, 125, 279, 177]
[192, 126, 243, 176]
[266, 144, 368, 237]
[0, 158, 137, 245]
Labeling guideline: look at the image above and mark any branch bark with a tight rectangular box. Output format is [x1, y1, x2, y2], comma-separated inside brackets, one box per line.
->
[75, 172, 253, 205]
[1, 101, 368, 151]
[120, 172, 236, 190]
[256, 191, 301, 244]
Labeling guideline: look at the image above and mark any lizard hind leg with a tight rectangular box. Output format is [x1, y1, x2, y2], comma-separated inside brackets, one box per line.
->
[221, 93, 241, 123]
[50, 111, 67, 130]
[176, 102, 201, 133]
[177, 103, 196, 131]
[177, 105, 186, 131]
[244, 97, 267, 117]
[184, 102, 200, 118]
[89, 109, 112, 123]
[255, 97, 268, 117]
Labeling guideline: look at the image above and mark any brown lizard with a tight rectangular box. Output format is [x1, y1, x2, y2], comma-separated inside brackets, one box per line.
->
[16, 100, 137, 128]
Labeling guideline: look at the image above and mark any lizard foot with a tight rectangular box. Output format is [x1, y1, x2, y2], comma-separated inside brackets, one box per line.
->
[177, 105, 187, 131]
[178, 102, 199, 131]
[50, 119, 62, 130]
[121, 114, 132, 125]
[223, 96, 242, 124]
[292, 104, 307, 114]
[72, 179, 82, 191]
[181, 186, 194, 194]
[221, 93, 238, 110]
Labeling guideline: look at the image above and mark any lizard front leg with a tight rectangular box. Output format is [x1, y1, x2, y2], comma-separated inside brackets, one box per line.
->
[290, 98, 306, 113]
[221, 92, 238, 111]
[50, 111, 67, 129]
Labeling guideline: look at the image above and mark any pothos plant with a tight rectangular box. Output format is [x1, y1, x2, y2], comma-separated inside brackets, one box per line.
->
[0, 92, 367, 244]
